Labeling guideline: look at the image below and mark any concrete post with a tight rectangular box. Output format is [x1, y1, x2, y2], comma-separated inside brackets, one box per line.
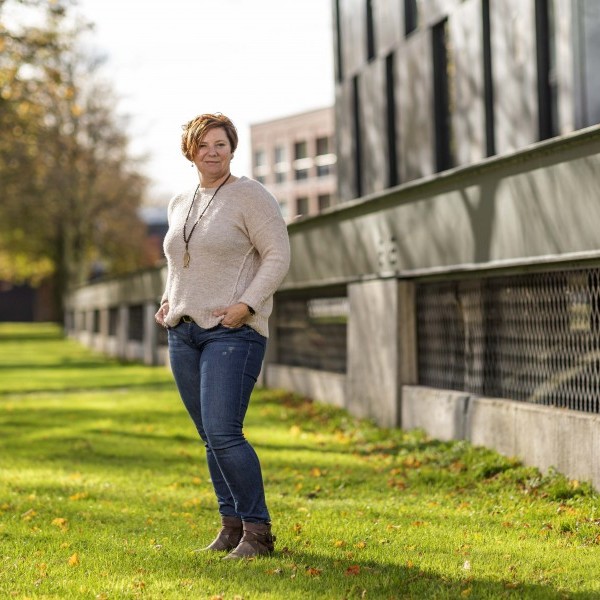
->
[117, 305, 129, 361]
[143, 301, 158, 365]
[347, 279, 417, 427]
[261, 297, 280, 388]
[98, 308, 110, 353]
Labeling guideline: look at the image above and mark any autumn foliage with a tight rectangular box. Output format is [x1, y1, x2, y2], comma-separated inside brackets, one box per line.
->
[0, 0, 148, 315]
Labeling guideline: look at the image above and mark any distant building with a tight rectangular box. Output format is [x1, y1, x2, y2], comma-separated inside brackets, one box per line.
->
[250, 107, 337, 222]
[139, 205, 168, 266]
[333, 0, 600, 202]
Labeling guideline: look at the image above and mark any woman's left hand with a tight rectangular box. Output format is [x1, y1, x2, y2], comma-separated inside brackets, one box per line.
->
[213, 303, 252, 328]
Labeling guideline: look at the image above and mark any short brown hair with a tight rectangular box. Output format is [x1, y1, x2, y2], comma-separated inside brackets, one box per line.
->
[181, 113, 238, 161]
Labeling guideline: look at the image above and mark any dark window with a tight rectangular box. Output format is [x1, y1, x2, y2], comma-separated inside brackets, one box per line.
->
[535, 0, 558, 140]
[93, 309, 100, 333]
[294, 169, 309, 181]
[256, 175, 266, 184]
[294, 141, 308, 159]
[432, 19, 454, 172]
[296, 197, 309, 216]
[366, 0, 376, 61]
[316, 136, 330, 156]
[385, 52, 399, 187]
[404, 0, 418, 36]
[352, 75, 363, 198]
[317, 164, 332, 177]
[318, 194, 331, 211]
[482, 0, 496, 156]
[275, 171, 286, 184]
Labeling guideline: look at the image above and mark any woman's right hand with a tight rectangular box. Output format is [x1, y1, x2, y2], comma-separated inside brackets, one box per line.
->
[155, 301, 169, 327]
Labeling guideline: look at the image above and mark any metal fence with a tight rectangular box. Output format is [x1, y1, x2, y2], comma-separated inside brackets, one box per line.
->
[276, 290, 348, 373]
[416, 268, 600, 414]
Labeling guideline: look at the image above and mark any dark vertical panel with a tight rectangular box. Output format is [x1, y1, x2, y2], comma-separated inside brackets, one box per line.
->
[385, 52, 399, 187]
[482, 0, 496, 156]
[352, 76, 363, 198]
[366, 0, 376, 61]
[432, 19, 453, 172]
[335, 0, 344, 82]
[404, 0, 418, 35]
[535, 0, 558, 139]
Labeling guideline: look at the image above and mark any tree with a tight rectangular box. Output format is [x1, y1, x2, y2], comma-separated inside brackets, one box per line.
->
[0, 0, 148, 318]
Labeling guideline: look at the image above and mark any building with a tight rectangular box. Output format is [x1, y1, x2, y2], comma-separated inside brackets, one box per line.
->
[250, 107, 337, 222]
[333, 0, 600, 202]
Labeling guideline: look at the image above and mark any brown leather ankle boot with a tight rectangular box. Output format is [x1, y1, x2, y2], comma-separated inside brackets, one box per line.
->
[222, 521, 275, 559]
[202, 516, 243, 552]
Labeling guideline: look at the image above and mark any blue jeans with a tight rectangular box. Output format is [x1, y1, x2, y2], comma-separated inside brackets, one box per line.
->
[167, 322, 269, 523]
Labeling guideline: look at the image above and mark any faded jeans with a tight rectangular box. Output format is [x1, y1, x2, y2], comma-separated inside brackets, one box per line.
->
[168, 321, 269, 523]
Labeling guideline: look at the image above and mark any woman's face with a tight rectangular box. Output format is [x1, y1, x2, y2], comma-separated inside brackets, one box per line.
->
[193, 127, 233, 181]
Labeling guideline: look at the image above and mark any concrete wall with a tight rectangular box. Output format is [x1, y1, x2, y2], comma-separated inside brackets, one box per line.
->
[286, 125, 600, 288]
[402, 385, 600, 489]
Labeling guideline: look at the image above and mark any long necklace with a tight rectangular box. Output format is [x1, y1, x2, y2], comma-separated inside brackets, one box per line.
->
[182, 173, 230, 267]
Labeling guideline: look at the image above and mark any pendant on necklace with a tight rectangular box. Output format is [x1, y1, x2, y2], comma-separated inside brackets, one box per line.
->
[183, 250, 190, 268]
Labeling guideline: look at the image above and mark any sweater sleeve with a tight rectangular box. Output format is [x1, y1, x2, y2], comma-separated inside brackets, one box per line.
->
[237, 188, 290, 311]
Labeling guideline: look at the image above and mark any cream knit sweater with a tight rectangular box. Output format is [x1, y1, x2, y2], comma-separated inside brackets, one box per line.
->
[161, 176, 290, 337]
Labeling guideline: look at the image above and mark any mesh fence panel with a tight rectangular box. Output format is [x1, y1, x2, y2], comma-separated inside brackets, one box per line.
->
[416, 269, 600, 413]
[276, 293, 348, 373]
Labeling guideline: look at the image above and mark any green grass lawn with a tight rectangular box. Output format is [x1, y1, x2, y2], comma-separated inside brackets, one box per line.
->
[1, 323, 600, 599]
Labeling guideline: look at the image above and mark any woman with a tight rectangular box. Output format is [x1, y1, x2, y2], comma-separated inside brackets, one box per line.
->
[155, 113, 290, 559]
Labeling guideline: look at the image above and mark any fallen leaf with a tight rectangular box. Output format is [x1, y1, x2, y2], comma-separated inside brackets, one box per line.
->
[68, 553, 79, 566]
[345, 564, 361, 576]
[355, 541, 367, 549]
[69, 492, 88, 501]
[52, 517, 68, 531]
[293, 523, 303, 534]
[306, 567, 322, 577]
[387, 478, 406, 490]
[333, 540, 345, 547]
[461, 588, 472, 597]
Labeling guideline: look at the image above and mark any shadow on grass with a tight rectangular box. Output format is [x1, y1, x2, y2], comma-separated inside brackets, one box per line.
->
[0, 380, 177, 397]
[255, 549, 586, 599]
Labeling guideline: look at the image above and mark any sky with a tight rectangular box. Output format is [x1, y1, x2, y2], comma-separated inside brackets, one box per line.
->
[75, 0, 335, 203]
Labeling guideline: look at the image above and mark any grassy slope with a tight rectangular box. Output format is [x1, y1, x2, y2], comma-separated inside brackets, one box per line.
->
[1, 323, 600, 600]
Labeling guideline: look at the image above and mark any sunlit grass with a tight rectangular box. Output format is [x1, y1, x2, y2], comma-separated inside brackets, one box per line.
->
[1, 323, 600, 599]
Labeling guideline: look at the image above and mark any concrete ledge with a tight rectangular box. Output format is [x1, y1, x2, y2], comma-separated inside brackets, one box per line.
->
[402, 386, 469, 441]
[403, 385, 600, 489]
[466, 396, 517, 457]
[265, 364, 346, 409]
